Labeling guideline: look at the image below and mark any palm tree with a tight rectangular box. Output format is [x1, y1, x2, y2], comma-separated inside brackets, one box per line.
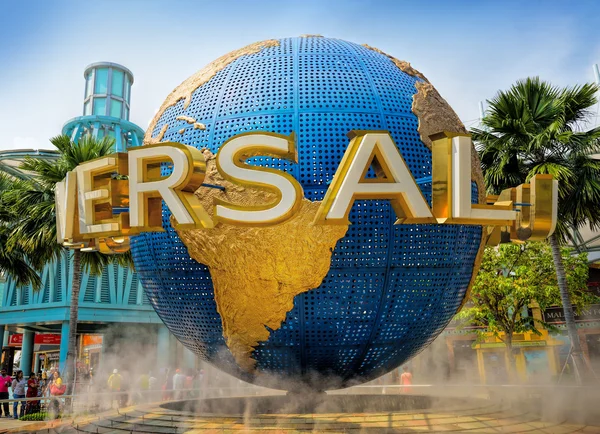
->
[3, 134, 133, 392]
[471, 77, 600, 382]
[0, 174, 42, 289]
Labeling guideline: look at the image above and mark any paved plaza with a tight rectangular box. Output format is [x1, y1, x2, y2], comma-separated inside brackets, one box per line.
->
[2, 397, 600, 433]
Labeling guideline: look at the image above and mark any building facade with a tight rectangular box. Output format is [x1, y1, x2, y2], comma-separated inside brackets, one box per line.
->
[407, 268, 600, 385]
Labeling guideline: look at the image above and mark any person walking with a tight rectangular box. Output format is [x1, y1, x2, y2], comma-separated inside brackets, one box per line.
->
[48, 372, 66, 419]
[172, 369, 185, 400]
[400, 366, 413, 394]
[25, 373, 39, 414]
[148, 372, 157, 391]
[184, 370, 193, 398]
[48, 371, 66, 396]
[162, 368, 173, 401]
[0, 368, 11, 418]
[138, 372, 149, 403]
[38, 372, 47, 398]
[107, 369, 122, 408]
[11, 370, 27, 419]
[148, 371, 158, 402]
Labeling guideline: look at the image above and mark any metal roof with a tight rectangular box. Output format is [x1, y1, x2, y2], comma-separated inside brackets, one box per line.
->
[0, 148, 59, 179]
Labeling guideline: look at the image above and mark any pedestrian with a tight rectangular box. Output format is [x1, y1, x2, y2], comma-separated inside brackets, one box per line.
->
[48, 373, 66, 419]
[148, 371, 157, 390]
[49, 371, 66, 396]
[37, 372, 47, 398]
[162, 368, 173, 401]
[119, 372, 129, 408]
[0, 367, 11, 418]
[184, 370, 193, 398]
[400, 366, 413, 394]
[172, 369, 185, 400]
[138, 372, 149, 403]
[46, 369, 55, 391]
[107, 369, 122, 408]
[11, 370, 27, 419]
[148, 371, 158, 401]
[25, 373, 39, 414]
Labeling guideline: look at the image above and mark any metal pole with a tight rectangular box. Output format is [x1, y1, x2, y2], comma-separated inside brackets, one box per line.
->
[593, 64, 600, 85]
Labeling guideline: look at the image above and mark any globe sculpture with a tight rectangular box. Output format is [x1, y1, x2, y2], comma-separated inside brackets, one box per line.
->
[130, 36, 485, 391]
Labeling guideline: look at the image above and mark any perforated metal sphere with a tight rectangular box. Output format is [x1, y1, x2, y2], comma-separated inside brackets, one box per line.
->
[130, 37, 483, 390]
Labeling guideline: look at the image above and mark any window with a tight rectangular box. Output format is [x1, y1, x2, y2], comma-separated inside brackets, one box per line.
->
[111, 69, 124, 97]
[110, 100, 122, 118]
[94, 68, 108, 94]
[93, 98, 106, 116]
[84, 101, 91, 115]
[124, 75, 130, 102]
[123, 105, 129, 121]
[85, 72, 93, 98]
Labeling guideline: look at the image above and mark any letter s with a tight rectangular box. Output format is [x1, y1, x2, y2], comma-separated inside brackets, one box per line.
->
[214, 132, 303, 226]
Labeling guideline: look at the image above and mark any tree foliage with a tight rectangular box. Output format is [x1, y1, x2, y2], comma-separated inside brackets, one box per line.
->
[2, 134, 134, 273]
[0, 174, 42, 288]
[471, 77, 600, 242]
[456, 242, 595, 342]
[471, 77, 600, 381]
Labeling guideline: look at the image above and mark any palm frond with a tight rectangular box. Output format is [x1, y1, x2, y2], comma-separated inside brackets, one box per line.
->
[1, 133, 126, 284]
[472, 77, 600, 244]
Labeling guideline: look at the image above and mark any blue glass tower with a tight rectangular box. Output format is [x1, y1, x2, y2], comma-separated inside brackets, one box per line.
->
[62, 62, 143, 152]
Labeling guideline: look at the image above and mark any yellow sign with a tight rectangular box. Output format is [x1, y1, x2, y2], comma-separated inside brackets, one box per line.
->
[55, 131, 557, 253]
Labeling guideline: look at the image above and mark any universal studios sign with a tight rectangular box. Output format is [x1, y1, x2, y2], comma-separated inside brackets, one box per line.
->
[55, 131, 558, 253]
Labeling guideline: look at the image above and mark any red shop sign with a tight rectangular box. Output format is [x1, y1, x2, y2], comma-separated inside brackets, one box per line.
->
[8, 334, 22, 345]
[8, 333, 61, 346]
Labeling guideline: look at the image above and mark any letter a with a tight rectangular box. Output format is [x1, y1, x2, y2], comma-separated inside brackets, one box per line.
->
[315, 131, 435, 225]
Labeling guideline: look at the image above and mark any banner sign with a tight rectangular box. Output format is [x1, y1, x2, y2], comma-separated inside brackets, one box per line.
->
[474, 341, 546, 349]
[543, 305, 600, 324]
[46, 352, 60, 361]
[8, 333, 61, 346]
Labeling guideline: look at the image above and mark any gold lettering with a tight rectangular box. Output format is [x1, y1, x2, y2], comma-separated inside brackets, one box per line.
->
[55, 131, 559, 252]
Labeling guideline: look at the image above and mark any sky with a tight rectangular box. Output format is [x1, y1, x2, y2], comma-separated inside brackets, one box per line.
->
[1, 0, 600, 151]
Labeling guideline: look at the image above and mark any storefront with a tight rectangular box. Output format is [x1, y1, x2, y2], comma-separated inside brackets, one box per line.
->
[472, 330, 564, 384]
[542, 303, 600, 372]
[38, 351, 60, 371]
[4, 332, 62, 374]
[80, 334, 103, 371]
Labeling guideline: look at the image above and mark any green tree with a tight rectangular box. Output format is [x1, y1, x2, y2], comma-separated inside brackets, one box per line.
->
[471, 77, 600, 380]
[0, 175, 41, 289]
[2, 135, 133, 392]
[456, 242, 594, 380]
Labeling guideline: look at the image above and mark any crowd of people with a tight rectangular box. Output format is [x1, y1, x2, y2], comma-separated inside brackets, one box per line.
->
[0, 367, 66, 419]
[0, 365, 207, 418]
[0, 363, 414, 420]
[104, 367, 205, 408]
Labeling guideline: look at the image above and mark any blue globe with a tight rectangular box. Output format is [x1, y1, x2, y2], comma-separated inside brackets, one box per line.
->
[130, 37, 483, 390]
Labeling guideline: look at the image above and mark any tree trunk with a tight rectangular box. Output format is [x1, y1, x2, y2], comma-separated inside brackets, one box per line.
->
[65, 249, 81, 395]
[549, 233, 588, 383]
[505, 334, 515, 384]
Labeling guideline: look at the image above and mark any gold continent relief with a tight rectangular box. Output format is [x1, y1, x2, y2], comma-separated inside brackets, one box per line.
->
[174, 150, 348, 373]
